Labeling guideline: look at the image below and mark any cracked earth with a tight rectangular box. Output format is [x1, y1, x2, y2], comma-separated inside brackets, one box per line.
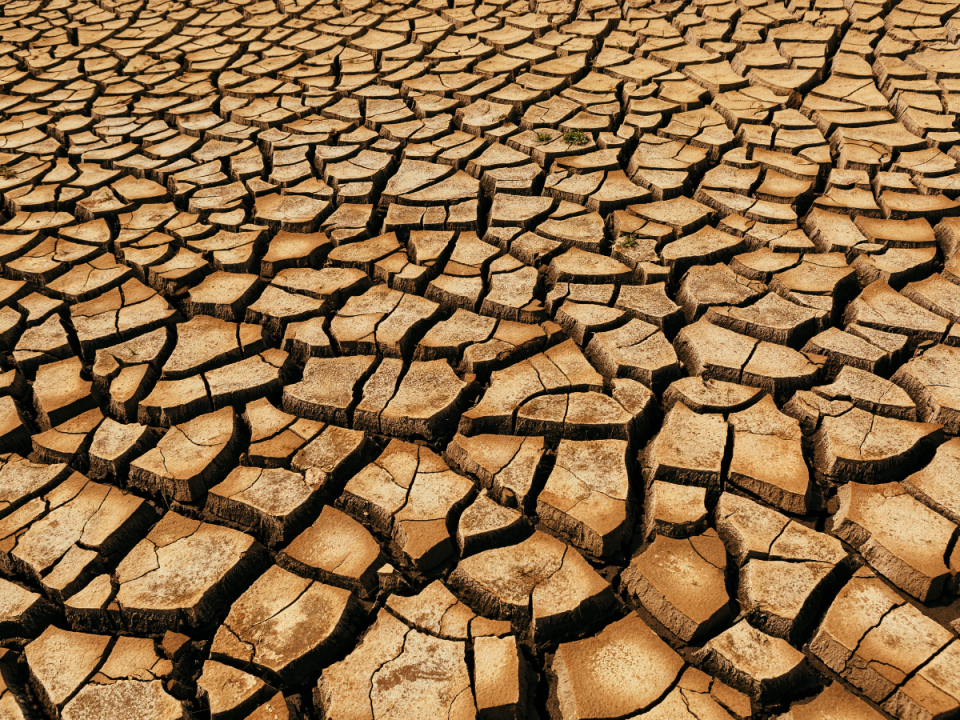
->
[1, 0, 960, 717]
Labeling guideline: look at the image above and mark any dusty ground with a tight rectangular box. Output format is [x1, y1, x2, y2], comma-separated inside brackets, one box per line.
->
[0, 0, 959, 717]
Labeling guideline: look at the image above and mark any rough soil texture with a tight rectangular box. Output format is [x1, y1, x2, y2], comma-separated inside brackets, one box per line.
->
[1, 0, 960, 718]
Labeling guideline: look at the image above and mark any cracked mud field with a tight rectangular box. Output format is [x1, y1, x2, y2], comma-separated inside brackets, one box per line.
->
[2, 0, 960, 717]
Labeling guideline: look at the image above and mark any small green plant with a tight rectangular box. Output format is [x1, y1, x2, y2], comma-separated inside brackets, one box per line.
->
[563, 129, 589, 145]
[618, 233, 638, 248]
[0, 165, 15, 180]
[736, 603, 762, 623]
[534, 130, 552, 142]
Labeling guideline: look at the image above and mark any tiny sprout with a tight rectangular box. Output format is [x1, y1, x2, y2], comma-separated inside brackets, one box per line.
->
[0, 165, 15, 180]
[534, 130, 552, 142]
[562, 129, 589, 145]
[735, 603, 763, 624]
[619, 233, 638, 248]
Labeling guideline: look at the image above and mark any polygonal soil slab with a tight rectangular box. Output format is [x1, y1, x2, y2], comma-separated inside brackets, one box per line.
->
[459, 339, 603, 434]
[622, 529, 733, 642]
[830, 481, 959, 602]
[445, 432, 545, 511]
[339, 440, 475, 573]
[278, 505, 385, 599]
[130, 407, 242, 503]
[72, 512, 266, 633]
[211, 564, 359, 684]
[24, 626, 183, 720]
[0, 471, 156, 601]
[448, 530, 612, 642]
[810, 567, 956, 706]
[536, 438, 633, 558]
[551, 613, 686, 719]
[697, 620, 818, 704]
[317, 609, 474, 720]
[204, 466, 323, 547]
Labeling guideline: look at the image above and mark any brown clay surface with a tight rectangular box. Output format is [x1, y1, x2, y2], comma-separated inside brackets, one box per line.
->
[0, 1, 960, 718]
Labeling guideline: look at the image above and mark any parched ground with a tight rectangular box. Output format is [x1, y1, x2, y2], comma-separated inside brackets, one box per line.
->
[1, 0, 960, 717]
